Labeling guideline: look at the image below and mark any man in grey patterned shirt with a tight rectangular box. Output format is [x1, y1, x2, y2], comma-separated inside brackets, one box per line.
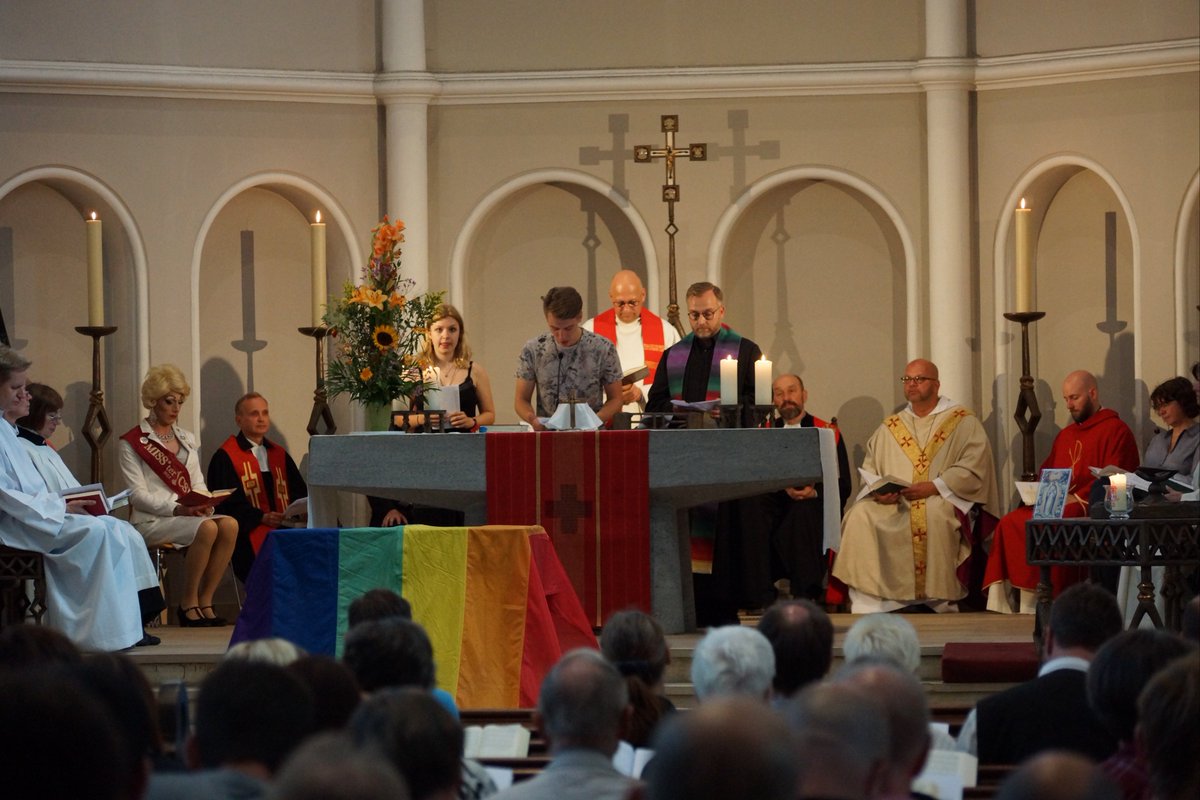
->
[515, 286, 623, 430]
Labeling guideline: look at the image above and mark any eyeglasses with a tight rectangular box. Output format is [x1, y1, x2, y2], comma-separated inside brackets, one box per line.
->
[47, 412, 63, 422]
[1151, 400, 1175, 413]
[613, 299, 641, 309]
[900, 376, 935, 385]
[687, 308, 721, 321]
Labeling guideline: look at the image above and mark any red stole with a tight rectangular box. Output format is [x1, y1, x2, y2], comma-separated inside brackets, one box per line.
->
[590, 307, 667, 383]
[220, 435, 292, 554]
[120, 427, 193, 498]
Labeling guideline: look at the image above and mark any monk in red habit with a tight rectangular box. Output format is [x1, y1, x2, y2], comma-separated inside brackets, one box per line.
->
[983, 370, 1139, 612]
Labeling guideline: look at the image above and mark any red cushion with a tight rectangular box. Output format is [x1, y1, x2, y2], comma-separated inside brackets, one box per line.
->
[941, 641, 1039, 683]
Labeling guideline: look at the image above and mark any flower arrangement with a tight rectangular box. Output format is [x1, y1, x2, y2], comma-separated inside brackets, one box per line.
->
[323, 217, 443, 408]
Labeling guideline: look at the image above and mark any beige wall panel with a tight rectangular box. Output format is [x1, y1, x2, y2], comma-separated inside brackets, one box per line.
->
[975, 0, 1199, 56]
[425, 0, 923, 71]
[0, 1, 378, 71]
[1184, 199, 1200, 371]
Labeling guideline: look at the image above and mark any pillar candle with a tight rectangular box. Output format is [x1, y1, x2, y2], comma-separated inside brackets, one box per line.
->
[754, 356, 772, 405]
[1109, 473, 1128, 511]
[719, 356, 738, 405]
[86, 213, 104, 326]
[311, 211, 327, 327]
[1014, 198, 1033, 313]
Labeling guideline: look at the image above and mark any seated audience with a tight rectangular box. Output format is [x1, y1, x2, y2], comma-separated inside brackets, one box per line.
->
[286, 655, 363, 732]
[270, 732, 411, 800]
[995, 752, 1120, 800]
[350, 688, 463, 800]
[1086, 629, 1194, 800]
[146, 659, 316, 800]
[206, 392, 308, 583]
[119, 364, 238, 627]
[755, 599, 834, 701]
[0, 346, 164, 650]
[224, 636, 306, 666]
[599, 608, 674, 746]
[341, 617, 459, 719]
[842, 613, 922, 675]
[637, 696, 799, 800]
[0, 623, 82, 667]
[781, 681, 890, 800]
[491, 648, 637, 800]
[1136, 652, 1200, 800]
[347, 587, 412, 628]
[690, 624, 775, 703]
[958, 581, 1123, 763]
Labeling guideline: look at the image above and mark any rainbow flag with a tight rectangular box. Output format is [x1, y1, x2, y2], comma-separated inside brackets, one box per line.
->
[232, 525, 597, 708]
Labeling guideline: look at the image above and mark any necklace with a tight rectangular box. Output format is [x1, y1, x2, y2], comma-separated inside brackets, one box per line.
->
[437, 363, 459, 387]
[149, 421, 175, 442]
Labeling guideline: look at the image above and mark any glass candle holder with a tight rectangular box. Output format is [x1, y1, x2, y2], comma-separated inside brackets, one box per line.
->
[1104, 483, 1132, 520]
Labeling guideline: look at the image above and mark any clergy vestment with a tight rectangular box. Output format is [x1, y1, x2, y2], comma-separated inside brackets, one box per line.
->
[0, 419, 158, 651]
[833, 397, 999, 610]
[644, 327, 762, 412]
[983, 407, 1139, 608]
[583, 306, 680, 413]
[206, 432, 307, 583]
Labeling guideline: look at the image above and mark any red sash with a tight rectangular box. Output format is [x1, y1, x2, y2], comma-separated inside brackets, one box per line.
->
[120, 427, 193, 498]
[591, 307, 668, 383]
[219, 435, 292, 554]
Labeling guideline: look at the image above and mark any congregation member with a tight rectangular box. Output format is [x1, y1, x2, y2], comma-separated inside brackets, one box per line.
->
[491, 648, 638, 800]
[582, 269, 679, 413]
[145, 659, 316, 800]
[598, 609, 675, 747]
[1085, 629, 1194, 800]
[0, 346, 164, 651]
[119, 364, 239, 627]
[206, 392, 308, 583]
[350, 688, 464, 800]
[1144, 376, 1199, 482]
[755, 599, 834, 702]
[637, 697, 800, 800]
[833, 358, 1000, 613]
[14, 382, 69, 482]
[1137, 652, 1200, 800]
[782, 681, 890, 800]
[994, 752, 1120, 800]
[514, 286, 623, 430]
[271, 733, 410, 800]
[690, 624, 775, 703]
[285, 655, 364, 733]
[842, 613, 922, 675]
[983, 370, 1139, 613]
[957, 582, 1123, 764]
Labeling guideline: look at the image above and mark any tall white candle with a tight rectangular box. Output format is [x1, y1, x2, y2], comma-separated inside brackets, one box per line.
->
[719, 356, 738, 405]
[1014, 198, 1033, 313]
[1109, 473, 1128, 511]
[311, 211, 327, 327]
[86, 212, 104, 326]
[754, 355, 772, 405]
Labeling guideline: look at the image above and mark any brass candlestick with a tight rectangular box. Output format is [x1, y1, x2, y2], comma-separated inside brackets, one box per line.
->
[299, 326, 336, 436]
[74, 325, 117, 484]
[1004, 311, 1046, 481]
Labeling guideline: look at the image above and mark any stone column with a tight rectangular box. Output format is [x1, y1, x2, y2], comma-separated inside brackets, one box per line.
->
[916, 0, 974, 405]
[379, 0, 435, 292]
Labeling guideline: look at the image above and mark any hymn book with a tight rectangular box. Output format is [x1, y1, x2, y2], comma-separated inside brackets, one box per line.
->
[462, 724, 531, 758]
[59, 484, 132, 516]
[621, 365, 650, 386]
[176, 487, 234, 508]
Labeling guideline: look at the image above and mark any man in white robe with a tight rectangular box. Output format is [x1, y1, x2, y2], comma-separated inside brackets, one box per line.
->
[832, 359, 1000, 612]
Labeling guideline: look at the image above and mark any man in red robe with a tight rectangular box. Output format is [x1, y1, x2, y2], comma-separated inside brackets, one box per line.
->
[983, 370, 1140, 612]
[206, 393, 307, 583]
[582, 269, 680, 413]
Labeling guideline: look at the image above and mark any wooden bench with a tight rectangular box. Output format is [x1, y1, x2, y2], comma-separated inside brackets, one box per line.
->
[0, 545, 47, 628]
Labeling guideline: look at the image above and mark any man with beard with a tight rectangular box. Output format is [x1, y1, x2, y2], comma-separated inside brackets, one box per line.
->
[983, 370, 1139, 613]
[833, 359, 1000, 613]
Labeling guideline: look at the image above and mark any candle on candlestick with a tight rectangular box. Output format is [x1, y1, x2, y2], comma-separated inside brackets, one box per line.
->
[719, 355, 738, 405]
[754, 355, 772, 405]
[86, 212, 104, 326]
[1014, 198, 1033, 313]
[311, 211, 327, 327]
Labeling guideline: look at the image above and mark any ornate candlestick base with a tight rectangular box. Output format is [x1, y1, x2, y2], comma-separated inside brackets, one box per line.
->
[1003, 310, 1047, 481]
[74, 326, 117, 484]
[299, 326, 337, 436]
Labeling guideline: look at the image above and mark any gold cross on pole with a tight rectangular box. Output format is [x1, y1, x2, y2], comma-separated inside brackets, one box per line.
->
[635, 115, 707, 337]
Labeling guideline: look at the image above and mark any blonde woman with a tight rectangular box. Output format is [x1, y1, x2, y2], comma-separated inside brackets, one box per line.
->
[118, 364, 238, 627]
[411, 303, 495, 432]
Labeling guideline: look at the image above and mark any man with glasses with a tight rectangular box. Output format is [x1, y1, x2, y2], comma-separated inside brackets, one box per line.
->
[833, 359, 1000, 613]
[582, 270, 679, 414]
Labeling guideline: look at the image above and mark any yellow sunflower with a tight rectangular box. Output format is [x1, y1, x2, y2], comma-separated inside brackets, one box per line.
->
[373, 324, 399, 351]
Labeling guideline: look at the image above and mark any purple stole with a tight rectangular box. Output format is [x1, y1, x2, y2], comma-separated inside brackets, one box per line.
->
[665, 326, 742, 401]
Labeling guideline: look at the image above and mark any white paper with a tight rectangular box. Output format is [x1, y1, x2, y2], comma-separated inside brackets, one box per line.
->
[483, 767, 514, 791]
[426, 384, 461, 416]
[542, 402, 603, 431]
[463, 724, 531, 758]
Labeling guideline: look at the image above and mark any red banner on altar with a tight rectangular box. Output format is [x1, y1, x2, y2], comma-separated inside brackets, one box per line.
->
[486, 431, 651, 627]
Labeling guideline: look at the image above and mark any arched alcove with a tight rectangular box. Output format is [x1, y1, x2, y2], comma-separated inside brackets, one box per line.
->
[1176, 171, 1200, 375]
[0, 166, 147, 483]
[191, 173, 361, 459]
[449, 169, 659, 424]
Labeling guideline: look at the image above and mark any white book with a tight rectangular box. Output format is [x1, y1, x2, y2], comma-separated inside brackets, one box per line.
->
[462, 724, 531, 758]
[611, 740, 655, 778]
[917, 748, 977, 788]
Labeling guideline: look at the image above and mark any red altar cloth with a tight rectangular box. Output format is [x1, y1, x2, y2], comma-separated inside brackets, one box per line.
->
[486, 430, 651, 626]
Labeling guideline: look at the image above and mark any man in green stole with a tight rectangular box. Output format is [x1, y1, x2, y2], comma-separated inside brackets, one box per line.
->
[832, 359, 999, 613]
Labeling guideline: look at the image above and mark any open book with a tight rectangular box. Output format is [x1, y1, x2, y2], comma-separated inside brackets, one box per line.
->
[60, 484, 132, 516]
[865, 475, 911, 496]
[612, 740, 655, 778]
[1088, 465, 1151, 492]
[281, 497, 308, 528]
[621, 364, 650, 386]
[177, 487, 234, 508]
[462, 724, 531, 759]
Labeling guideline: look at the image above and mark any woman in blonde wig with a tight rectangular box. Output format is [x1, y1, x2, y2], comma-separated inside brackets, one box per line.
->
[118, 364, 238, 627]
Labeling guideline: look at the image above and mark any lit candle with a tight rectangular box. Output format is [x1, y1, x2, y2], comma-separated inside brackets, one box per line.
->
[1014, 198, 1033, 313]
[754, 355, 772, 405]
[86, 212, 104, 326]
[1109, 473, 1128, 511]
[311, 211, 327, 327]
[719, 356, 738, 405]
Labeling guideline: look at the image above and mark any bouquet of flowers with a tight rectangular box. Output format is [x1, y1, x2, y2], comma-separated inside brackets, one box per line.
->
[323, 217, 443, 408]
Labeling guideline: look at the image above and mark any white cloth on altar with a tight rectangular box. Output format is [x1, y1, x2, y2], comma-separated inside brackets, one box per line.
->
[0, 420, 152, 651]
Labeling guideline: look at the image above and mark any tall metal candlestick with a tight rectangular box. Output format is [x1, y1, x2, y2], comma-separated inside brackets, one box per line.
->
[299, 326, 337, 436]
[1004, 310, 1047, 481]
[74, 325, 117, 483]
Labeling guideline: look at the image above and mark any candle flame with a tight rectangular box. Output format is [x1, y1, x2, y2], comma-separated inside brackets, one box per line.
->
[1019, 198, 1026, 210]
[759, 354, 768, 362]
[724, 355, 734, 361]
[315, 211, 322, 223]
[90, 211, 97, 220]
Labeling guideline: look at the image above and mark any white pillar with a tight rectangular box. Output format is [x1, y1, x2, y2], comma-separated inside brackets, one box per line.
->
[380, 0, 433, 293]
[918, 0, 974, 406]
